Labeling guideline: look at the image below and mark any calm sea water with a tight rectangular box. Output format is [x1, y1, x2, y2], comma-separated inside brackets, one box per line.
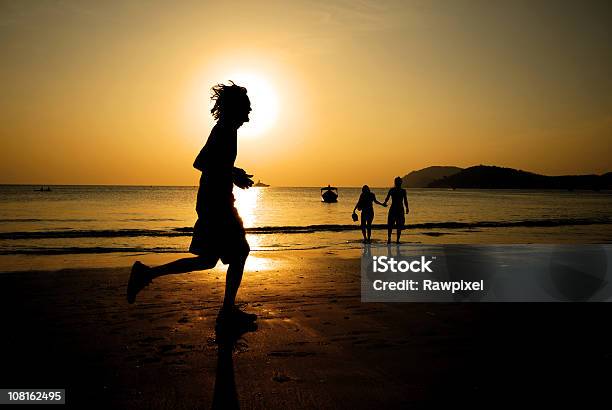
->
[0, 185, 610, 258]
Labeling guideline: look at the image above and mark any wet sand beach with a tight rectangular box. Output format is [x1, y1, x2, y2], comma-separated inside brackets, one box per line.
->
[1, 249, 611, 409]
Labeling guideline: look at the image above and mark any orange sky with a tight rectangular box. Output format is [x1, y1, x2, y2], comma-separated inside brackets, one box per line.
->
[1, 0, 611, 186]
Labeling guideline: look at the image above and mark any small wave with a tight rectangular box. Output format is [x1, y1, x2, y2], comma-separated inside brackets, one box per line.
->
[0, 217, 179, 222]
[0, 218, 97, 223]
[0, 246, 178, 255]
[0, 245, 328, 255]
[119, 218, 181, 222]
[0, 217, 609, 240]
[0, 229, 188, 240]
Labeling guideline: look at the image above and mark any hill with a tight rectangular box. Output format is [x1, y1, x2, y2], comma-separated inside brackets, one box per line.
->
[401, 166, 463, 188]
[427, 165, 611, 190]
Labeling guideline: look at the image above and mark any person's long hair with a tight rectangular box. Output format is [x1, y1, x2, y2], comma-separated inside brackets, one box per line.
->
[210, 81, 248, 120]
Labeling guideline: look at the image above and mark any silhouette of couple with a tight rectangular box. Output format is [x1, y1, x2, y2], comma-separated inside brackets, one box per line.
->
[353, 177, 409, 244]
[127, 81, 256, 327]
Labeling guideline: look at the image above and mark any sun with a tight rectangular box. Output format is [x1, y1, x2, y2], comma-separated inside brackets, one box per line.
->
[184, 63, 285, 142]
[224, 72, 279, 138]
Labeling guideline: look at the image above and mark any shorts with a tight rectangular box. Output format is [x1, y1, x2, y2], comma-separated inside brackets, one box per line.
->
[189, 204, 250, 265]
[387, 209, 405, 229]
[361, 208, 374, 225]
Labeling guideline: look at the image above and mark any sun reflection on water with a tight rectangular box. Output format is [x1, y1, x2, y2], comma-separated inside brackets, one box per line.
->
[234, 188, 273, 271]
[234, 187, 261, 228]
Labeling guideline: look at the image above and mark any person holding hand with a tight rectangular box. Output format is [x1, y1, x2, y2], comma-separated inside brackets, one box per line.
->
[353, 185, 386, 243]
[383, 177, 409, 244]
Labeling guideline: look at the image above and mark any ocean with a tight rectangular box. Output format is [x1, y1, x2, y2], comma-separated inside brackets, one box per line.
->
[0, 185, 610, 270]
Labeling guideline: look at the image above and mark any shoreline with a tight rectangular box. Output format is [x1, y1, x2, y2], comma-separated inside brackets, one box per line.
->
[2, 222, 611, 273]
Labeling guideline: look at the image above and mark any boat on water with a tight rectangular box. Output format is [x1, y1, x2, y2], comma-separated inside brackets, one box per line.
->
[254, 180, 270, 187]
[36, 186, 52, 192]
[321, 185, 338, 203]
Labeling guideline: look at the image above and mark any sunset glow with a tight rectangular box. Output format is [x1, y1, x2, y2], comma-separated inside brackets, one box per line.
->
[226, 72, 279, 138]
[0, 1, 610, 186]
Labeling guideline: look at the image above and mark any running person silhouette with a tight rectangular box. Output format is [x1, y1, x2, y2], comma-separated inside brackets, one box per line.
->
[353, 185, 386, 243]
[383, 177, 409, 244]
[127, 81, 256, 325]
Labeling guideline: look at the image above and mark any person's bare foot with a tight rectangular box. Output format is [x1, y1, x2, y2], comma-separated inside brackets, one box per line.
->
[216, 306, 257, 325]
[127, 261, 152, 304]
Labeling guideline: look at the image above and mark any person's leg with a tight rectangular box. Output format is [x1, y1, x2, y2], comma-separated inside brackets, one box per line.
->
[396, 214, 405, 244]
[149, 256, 217, 279]
[217, 252, 257, 324]
[222, 258, 246, 310]
[127, 255, 218, 304]
[215, 206, 258, 324]
[387, 212, 393, 243]
[360, 217, 367, 242]
[366, 218, 373, 242]
[217, 231, 254, 323]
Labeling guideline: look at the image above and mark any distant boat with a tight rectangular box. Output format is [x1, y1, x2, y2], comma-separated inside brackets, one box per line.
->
[254, 180, 270, 187]
[321, 185, 338, 203]
[36, 186, 52, 192]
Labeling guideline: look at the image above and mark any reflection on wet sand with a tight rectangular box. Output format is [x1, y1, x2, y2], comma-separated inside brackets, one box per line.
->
[212, 322, 258, 410]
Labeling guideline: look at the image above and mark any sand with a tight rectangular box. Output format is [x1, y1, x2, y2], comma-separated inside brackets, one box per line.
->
[1, 249, 611, 409]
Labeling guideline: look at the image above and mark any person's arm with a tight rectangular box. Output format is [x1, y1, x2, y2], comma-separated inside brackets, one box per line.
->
[233, 167, 254, 189]
[233, 167, 250, 176]
[404, 190, 409, 213]
[353, 194, 362, 213]
[373, 194, 386, 206]
[383, 190, 391, 206]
